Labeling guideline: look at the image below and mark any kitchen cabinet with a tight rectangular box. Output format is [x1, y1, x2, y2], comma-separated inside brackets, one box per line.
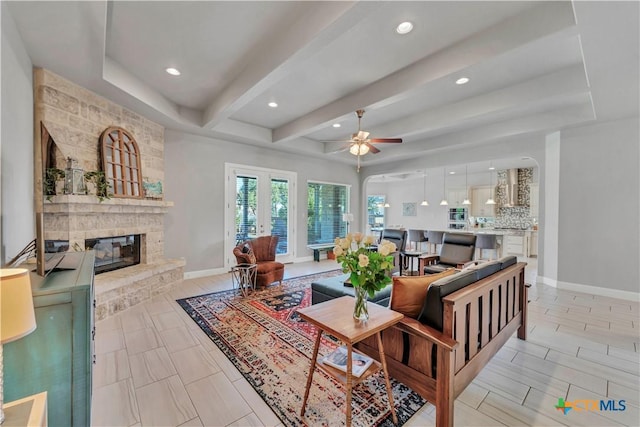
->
[4, 251, 95, 427]
[470, 186, 495, 217]
[446, 187, 469, 207]
[529, 231, 538, 257]
[505, 234, 525, 255]
[529, 184, 539, 218]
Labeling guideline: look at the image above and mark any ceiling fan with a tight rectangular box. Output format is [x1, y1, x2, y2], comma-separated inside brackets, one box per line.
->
[327, 109, 403, 171]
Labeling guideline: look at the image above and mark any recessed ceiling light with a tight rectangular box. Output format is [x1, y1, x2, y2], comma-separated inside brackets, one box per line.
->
[332, 123, 341, 128]
[165, 67, 181, 76]
[449, 171, 456, 175]
[456, 77, 470, 85]
[488, 166, 496, 170]
[268, 102, 278, 108]
[396, 21, 414, 35]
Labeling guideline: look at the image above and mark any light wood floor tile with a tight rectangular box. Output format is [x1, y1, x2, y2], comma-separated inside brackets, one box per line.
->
[170, 345, 221, 385]
[144, 296, 176, 316]
[151, 310, 186, 331]
[578, 347, 640, 375]
[480, 392, 567, 426]
[208, 346, 243, 382]
[511, 351, 608, 395]
[120, 307, 154, 332]
[232, 376, 282, 427]
[185, 372, 252, 427]
[483, 358, 570, 399]
[92, 378, 139, 427]
[504, 336, 550, 359]
[474, 369, 531, 404]
[452, 401, 508, 426]
[567, 383, 640, 426]
[556, 324, 635, 352]
[608, 381, 640, 408]
[529, 324, 608, 355]
[226, 413, 265, 427]
[160, 325, 201, 353]
[523, 387, 625, 426]
[137, 375, 197, 426]
[130, 347, 178, 388]
[95, 328, 126, 354]
[124, 327, 162, 355]
[457, 382, 489, 409]
[96, 314, 122, 332]
[93, 348, 131, 389]
[178, 417, 203, 426]
[545, 349, 639, 392]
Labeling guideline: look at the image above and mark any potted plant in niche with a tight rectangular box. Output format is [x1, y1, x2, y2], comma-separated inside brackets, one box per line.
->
[84, 170, 111, 202]
[333, 233, 396, 321]
[44, 167, 65, 200]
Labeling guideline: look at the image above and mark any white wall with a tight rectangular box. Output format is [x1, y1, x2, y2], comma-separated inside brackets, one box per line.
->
[1, 4, 34, 263]
[557, 117, 639, 293]
[164, 130, 360, 273]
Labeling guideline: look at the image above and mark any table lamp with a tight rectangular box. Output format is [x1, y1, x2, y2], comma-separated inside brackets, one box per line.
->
[0, 268, 37, 424]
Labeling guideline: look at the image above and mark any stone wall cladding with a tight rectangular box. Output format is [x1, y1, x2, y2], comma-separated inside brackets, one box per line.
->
[94, 259, 186, 321]
[36, 68, 164, 184]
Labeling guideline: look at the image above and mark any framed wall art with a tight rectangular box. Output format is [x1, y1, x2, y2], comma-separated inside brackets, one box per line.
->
[402, 202, 417, 216]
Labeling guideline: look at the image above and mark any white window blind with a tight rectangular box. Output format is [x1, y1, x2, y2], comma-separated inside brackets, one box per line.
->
[307, 182, 348, 244]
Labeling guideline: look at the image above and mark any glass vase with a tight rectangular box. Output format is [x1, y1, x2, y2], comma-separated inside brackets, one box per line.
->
[353, 286, 369, 321]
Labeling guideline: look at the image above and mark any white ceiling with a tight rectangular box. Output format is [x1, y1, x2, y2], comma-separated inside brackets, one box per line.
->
[6, 1, 639, 171]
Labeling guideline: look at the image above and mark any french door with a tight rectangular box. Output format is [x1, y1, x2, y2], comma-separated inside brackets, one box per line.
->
[225, 163, 296, 268]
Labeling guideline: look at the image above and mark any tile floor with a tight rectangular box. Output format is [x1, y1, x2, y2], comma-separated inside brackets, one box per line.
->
[91, 257, 639, 426]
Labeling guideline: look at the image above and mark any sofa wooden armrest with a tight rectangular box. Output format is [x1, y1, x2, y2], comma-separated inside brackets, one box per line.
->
[396, 317, 458, 351]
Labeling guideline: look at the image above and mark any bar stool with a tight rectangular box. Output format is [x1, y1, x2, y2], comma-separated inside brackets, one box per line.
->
[407, 229, 428, 252]
[426, 230, 444, 254]
[476, 234, 498, 260]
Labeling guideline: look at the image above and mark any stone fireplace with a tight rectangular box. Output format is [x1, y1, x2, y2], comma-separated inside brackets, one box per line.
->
[35, 68, 185, 320]
[86, 234, 141, 274]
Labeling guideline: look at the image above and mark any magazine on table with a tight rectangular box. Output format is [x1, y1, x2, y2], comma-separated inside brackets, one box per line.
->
[322, 345, 373, 377]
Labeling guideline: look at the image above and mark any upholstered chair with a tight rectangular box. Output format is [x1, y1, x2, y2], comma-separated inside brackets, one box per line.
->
[423, 232, 477, 274]
[380, 229, 407, 275]
[407, 229, 428, 252]
[233, 235, 285, 287]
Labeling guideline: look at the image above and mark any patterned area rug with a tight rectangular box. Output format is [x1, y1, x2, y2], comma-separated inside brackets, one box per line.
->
[177, 270, 426, 427]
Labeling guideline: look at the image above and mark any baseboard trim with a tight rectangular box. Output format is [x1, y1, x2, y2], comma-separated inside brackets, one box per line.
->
[184, 267, 228, 279]
[538, 276, 639, 302]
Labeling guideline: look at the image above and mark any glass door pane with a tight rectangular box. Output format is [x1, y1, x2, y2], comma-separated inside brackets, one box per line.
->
[236, 175, 257, 244]
[270, 178, 289, 255]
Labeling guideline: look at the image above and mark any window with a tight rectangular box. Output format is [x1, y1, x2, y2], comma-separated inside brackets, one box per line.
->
[367, 195, 386, 230]
[100, 126, 143, 198]
[307, 182, 349, 244]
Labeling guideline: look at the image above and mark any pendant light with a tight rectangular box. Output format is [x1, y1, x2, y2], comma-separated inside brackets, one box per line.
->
[486, 165, 496, 205]
[420, 170, 429, 206]
[440, 168, 448, 206]
[462, 165, 471, 205]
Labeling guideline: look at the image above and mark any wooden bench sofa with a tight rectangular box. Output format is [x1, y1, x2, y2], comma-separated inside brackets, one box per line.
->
[356, 257, 528, 427]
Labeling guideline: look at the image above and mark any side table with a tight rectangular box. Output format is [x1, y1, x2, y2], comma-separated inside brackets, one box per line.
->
[297, 296, 403, 427]
[230, 263, 257, 297]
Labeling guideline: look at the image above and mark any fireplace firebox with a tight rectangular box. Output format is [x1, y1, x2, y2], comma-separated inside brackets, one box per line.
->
[85, 234, 141, 274]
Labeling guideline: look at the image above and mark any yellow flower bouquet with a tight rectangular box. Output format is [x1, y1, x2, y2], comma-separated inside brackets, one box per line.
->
[333, 232, 397, 320]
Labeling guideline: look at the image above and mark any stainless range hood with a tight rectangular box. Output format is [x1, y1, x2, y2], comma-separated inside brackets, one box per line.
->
[504, 169, 520, 206]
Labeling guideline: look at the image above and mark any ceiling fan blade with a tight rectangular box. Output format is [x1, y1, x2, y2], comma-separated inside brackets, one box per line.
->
[365, 142, 380, 154]
[369, 138, 403, 143]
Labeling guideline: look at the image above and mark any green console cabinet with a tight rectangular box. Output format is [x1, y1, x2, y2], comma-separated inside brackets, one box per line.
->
[4, 251, 95, 427]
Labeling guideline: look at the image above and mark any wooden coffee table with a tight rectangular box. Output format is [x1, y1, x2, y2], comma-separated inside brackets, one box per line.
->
[297, 296, 404, 426]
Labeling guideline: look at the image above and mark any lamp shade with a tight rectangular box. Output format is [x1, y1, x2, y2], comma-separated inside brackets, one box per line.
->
[1, 268, 36, 344]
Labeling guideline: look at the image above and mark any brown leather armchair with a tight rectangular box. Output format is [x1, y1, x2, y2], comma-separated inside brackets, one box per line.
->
[233, 235, 285, 288]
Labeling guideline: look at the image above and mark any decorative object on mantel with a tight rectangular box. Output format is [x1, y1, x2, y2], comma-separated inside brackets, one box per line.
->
[83, 170, 111, 202]
[63, 157, 86, 195]
[43, 167, 65, 201]
[333, 233, 396, 321]
[142, 179, 163, 199]
[402, 202, 417, 216]
[0, 268, 37, 424]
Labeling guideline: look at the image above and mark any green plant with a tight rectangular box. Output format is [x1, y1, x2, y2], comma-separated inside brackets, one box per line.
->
[84, 170, 112, 202]
[44, 167, 65, 201]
